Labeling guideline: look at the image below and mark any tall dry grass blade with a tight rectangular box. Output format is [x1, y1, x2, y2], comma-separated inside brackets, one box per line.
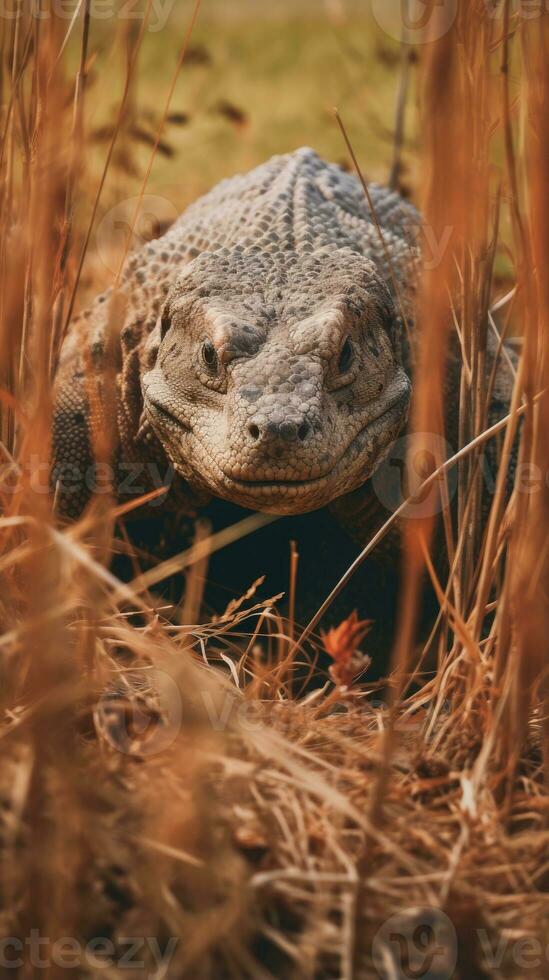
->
[62, 0, 155, 336]
[335, 108, 412, 342]
[114, 0, 204, 288]
[389, 21, 414, 191]
[496, 14, 549, 801]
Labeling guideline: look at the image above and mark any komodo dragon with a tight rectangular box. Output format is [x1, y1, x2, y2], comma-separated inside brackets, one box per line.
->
[52, 148, 512, 574]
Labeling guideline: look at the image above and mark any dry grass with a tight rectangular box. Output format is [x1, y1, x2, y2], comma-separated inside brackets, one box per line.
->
[0, 2, 548, 978]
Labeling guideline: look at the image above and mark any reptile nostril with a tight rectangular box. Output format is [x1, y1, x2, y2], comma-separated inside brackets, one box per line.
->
[248, 423, 260, 441]
[279, 421, 298, 442]
[298, 421, 311, 442]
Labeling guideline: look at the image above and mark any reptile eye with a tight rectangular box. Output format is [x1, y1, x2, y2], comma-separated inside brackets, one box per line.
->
[338, 337, 355, 374]
[160, 315, 171, 341]
[201, 339, 219, 372]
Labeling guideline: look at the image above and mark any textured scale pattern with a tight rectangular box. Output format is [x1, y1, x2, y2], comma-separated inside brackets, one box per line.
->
[50, 145, 518, 642]
[53, 147, 421, 520]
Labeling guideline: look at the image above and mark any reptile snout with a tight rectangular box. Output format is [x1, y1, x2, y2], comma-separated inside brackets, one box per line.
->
[247, 417, 312, 444]
[224, 368, 324, 483]
[230, 352, 323, 476]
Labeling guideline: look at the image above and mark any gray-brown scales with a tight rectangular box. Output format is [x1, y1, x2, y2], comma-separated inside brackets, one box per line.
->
[52, 148, 513, 637]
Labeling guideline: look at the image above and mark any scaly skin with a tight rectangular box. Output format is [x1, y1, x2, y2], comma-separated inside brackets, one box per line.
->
[53, 147, 422, 521]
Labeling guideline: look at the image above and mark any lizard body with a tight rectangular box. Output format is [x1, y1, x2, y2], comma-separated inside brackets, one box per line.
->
[53, 148, 512, 577]
[53, 147, 420, 522]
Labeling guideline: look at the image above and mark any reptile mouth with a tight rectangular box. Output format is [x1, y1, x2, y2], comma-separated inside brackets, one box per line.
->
[222, 398, 405, 494]
[146, 377, 409, 505]
[146, 398, 190, 431]
[228, 473, 330, 491]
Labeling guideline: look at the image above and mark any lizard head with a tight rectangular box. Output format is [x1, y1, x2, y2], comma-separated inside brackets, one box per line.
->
[142, 247, 411, 515]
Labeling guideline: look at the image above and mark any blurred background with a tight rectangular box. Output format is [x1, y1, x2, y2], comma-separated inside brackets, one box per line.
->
[72, 0, 420, 293]
[1, 4, 547, 976]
